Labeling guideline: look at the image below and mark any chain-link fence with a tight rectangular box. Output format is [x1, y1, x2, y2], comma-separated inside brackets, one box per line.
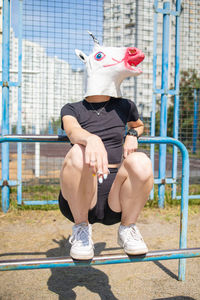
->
[0, 0, 200, 203]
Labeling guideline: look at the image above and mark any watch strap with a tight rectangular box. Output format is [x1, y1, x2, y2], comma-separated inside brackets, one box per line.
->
[127, 128, 139, 139]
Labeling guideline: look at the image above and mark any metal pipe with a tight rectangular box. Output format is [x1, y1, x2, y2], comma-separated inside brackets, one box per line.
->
[158, 2, 170, 208]
[150, 0, 159, 200]
[17, 0, 23, 205]
[0, 135, 190, 281]
[0, 248, 199, 271]
[0, 134, 70, 143]
[1, 0, 10, 213]
[172, 0, 181, 200]
[139, 136, 190, 281]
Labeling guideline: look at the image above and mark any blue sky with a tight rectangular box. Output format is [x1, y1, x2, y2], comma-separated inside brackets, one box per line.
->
[11, 0, 104, 69]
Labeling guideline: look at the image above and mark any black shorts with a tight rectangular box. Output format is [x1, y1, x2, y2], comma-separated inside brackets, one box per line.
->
[58, 168, 122, 225]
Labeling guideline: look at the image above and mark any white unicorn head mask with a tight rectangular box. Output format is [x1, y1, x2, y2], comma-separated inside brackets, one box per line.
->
[75, 31, 145, 98]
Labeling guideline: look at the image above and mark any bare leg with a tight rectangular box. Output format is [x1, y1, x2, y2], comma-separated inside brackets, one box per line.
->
[60, 144, 97, 224]
[108, 152, 154, 225]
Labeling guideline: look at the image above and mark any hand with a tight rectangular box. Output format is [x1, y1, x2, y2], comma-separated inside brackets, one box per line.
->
[123, 135, 138, 159]
[85, 135, 109, 182]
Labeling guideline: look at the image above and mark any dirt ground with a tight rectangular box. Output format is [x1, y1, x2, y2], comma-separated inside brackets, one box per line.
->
[0, 207, 200, 300]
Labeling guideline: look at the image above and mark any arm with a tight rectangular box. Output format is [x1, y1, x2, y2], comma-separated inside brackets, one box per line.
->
[62, 115, 109, 176]
[123, 118, 144, 158]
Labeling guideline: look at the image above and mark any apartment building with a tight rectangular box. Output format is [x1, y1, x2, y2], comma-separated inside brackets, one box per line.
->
[0, 29, 83, 133]
[103, 0, 200, 118]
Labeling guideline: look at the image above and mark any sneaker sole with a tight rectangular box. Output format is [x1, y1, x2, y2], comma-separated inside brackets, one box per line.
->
[70, 250, 94, 260]
[118, 237, 148, 255]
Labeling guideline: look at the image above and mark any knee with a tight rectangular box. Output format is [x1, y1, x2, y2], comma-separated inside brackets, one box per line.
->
[124, 152, 153, 182]
[62, 144, 85, 172]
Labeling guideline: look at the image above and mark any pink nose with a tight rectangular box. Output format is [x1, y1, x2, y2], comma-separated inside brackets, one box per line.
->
[126, 47, 145, 67]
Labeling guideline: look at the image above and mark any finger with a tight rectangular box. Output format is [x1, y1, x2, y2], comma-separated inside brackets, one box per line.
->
[123, 148, 128, 159]
[102, 156, 109, 176]
[129, 149, 134, 154]
[89, 153, 97, 167]
[96, 156, 103, 176]
[85, 151, 90, 164]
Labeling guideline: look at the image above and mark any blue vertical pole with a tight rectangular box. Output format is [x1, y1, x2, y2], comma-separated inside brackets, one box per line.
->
[192, 89, 199, 154]
[158, 2, 170, 208]
[178, 141, 189, 281]
[172, 0, 181, 199]
[17, 0, 23, 205]
[1, 0, 10, 212]
[150, 0, 159, 200]
[48, 121, 53, 134]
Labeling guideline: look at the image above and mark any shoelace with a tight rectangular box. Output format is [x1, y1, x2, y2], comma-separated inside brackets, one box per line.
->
[121, 226, 142, 245]
[69, 225, 93, 247]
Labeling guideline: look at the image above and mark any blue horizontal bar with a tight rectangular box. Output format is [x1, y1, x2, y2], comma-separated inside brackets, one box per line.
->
[176, 195, 200, 200]
[154, 8, 180, 16]
[154, 178, 176, 184]
[0, 180, 18, 187]
[0, 81, 20, 87]
[23, 200, 58, 205]
[153, 88, 179, 95]
[0, 248, 199, 271]
[0, 134, 69, 143]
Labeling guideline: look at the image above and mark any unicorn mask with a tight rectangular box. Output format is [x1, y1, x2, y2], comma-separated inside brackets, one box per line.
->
[75, 32, 145, 98]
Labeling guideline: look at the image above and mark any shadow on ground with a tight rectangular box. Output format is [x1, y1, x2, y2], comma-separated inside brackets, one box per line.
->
[47, 236, 118, 300]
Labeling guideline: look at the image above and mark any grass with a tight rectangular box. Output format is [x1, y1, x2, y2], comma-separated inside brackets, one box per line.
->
[0, 183, 200, 213]
[145, 184, 200, 215]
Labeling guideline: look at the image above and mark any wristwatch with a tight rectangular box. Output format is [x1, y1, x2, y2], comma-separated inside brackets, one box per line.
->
[127, 128, 139, 139]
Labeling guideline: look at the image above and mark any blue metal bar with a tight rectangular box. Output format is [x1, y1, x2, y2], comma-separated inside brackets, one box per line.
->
[0, 135, 70, 143]
[139, 137, 189, 281]
[153, 88, 178, 95]
[150, 0, 159, 200]
[154, 8, 180, 17]
[158, 2, 170, 208]
[1, 0, 10, 213]
[176, 195, 200, 200]
[0, 135, 190, 281]
[154, 178, 176, 184]
[172, 0, 181, 200]
[1, 248, 199, 272]
[0, 180, 18, 186]
[192, 89, 199, 154]
[23, 200, 58, 205]
[0, 81, 19, 87]
[17, 0, 23, 206]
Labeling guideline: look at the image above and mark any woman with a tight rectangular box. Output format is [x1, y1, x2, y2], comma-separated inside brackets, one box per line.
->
[59, 34, 153, 260]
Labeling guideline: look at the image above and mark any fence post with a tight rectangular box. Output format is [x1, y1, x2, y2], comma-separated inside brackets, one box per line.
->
[150, 0, 159, 200]
[17, 0, 23, 205]
[158, 1, 170, 208]
[172, 0, 181, 199]
[1, 0, 10, 213]
[192, 89, 199, 154]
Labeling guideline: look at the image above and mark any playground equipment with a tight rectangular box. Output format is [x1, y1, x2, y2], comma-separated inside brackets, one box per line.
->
[1, 248, 200, 272]
[1, 135, 200, 281]
[0, 0, 199, 284]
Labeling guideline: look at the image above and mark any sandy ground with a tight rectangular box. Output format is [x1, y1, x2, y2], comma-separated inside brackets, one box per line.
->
[0, 207, 200, 300]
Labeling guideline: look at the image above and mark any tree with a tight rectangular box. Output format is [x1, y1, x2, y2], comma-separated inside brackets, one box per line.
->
[178, 70, 200, 143]
[155, 69, 200, 144]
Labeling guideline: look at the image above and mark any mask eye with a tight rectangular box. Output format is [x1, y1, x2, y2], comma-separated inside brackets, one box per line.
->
[94, 51, 105, 61]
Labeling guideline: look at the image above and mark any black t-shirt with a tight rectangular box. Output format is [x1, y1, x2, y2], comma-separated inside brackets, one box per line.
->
[61, 97, 139, 164]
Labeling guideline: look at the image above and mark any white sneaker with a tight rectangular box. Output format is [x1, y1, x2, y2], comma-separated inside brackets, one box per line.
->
[69, 222, 94, 260]
[118, 224, 148, 255]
